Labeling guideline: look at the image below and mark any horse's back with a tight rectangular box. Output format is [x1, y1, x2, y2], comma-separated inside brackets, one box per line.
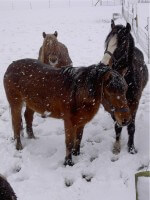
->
[133, 47, 148, 89]
[58, 41, 72, 65]
[4, 59, 76, 116]
[134, 47, 144, 62]
[4, 59, 62, 98]
[4, 58, 58, 77]
[125, 47, 148, 102]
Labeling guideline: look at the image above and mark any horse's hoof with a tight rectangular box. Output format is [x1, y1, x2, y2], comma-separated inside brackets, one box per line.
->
[64, 159, 74, 166]
[16, 143, 23, 151]
[128, 146, 137, 154]
[28, 134, 36, 139]
[112, 141, 121, 155]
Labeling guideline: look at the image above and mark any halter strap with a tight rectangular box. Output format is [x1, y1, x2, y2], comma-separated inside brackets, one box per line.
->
[104, 50, 117, 64]
[104, 50, 128, 67]
[103, 97, 129, 113]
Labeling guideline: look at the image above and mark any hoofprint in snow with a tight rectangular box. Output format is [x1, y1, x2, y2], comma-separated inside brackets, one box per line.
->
[0, 3, 149, 200]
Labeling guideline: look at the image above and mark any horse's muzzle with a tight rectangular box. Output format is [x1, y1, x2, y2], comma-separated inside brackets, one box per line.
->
[121, 118, 130, 126]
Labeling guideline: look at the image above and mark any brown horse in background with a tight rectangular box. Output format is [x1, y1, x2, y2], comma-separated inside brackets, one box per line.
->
[4, 59, 131, 166]
[101, 20, 148, 154]
[38, 31, 72, 68]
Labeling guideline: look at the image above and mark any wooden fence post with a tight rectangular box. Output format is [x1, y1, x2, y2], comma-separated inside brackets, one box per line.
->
[11, 0, 14, 10]
[49, 0, 51, 8]
[92, 0, 94, 6]
[29, 1, 32, 9]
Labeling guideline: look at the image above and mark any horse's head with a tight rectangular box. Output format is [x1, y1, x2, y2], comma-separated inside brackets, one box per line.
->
[102, 20, 133, 76]
[102, 69, 131, 126]
[42, 31, 59, 66]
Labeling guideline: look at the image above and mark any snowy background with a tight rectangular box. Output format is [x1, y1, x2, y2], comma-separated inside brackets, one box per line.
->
[0, 1, 149, 200]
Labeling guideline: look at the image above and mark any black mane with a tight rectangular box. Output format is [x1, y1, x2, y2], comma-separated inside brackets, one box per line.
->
[61, 63, 111, 97]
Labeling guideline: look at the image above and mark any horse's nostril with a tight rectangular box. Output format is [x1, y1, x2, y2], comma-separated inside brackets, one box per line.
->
[51, 58, 57, 63]
[122, 119, 129, 126]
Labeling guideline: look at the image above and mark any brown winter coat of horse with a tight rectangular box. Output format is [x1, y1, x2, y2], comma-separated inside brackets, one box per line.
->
[4, 59, 131, 166]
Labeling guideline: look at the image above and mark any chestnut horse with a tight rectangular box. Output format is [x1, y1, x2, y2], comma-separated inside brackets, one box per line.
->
[4, 59, 131, 166]
[101, 20, 148, 154]
[38, 31, 72, 68]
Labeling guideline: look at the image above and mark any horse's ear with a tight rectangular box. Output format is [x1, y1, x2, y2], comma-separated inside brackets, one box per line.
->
[111, 19, 115, 29]
[126, 23, 131, 33]
[54, 31, 58, 37]
[43, 32, 46, 38]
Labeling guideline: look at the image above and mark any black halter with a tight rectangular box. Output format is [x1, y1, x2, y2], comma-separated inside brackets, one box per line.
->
[102, 94, 129, 113]
[104, 49, 128, 67]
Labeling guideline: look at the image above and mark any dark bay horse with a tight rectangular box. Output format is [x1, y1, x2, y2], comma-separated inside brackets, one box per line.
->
[101, 20, 148, 154]
[4, 59, 131, 166]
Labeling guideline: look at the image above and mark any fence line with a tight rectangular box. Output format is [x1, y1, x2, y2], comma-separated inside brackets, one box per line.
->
[122, 2, 150, 63]
[94, 0, 122, 6]
[0, 0, 93, 10]
[0, 0, 123, 10]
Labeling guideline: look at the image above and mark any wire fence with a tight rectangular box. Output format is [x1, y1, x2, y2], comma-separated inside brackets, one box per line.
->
[1, 0, 149, 63]
[122, 2, 150, 63]
[0, 0, 93, 10]
[94, 0, 122, 6]
[0, 0, 123, 10]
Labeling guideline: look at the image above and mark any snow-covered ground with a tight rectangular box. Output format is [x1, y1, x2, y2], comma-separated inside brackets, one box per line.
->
[0, 2, 149, 200]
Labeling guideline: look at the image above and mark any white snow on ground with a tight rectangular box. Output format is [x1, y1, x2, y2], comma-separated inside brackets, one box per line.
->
[0, 2, 149, 200]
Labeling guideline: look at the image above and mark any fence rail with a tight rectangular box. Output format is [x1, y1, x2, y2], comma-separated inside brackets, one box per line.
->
[94, 0, 122, 6]
[0, 0, 94, 10]
[0, 0, 123, 10]
[122, 3, 150, 63]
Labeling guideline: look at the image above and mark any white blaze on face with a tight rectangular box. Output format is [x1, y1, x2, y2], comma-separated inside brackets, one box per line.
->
[101, 34, 117, 65]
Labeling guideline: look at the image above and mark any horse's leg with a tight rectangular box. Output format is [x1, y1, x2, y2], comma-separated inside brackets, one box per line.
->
[64, 120, 76, 166]
[24, 106, 35, 139]
[127, 117, 137, 154]
[127, 98, 139, 154]
[11, 104, 23, 150]
[72, 126, 84, 156]
[113, 123, 122, 154]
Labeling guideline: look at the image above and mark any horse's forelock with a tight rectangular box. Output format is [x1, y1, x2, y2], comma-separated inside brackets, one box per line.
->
[105, 24, 125, 48]
[107, 71, 127, 93]
[44, 34, 58, 46]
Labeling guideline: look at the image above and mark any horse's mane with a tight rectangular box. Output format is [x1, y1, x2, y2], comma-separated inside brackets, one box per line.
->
[107, 70, 127, 93]
[127, 33, 135, 66]
[61, 64, 110, 96]
[61, 63, 125, 97]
